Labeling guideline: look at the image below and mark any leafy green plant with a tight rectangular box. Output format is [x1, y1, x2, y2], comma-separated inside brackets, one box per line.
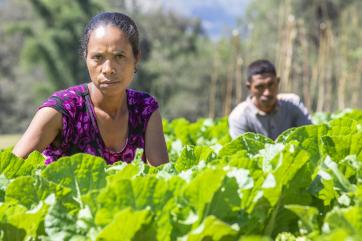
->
[0, 110, 362, 240]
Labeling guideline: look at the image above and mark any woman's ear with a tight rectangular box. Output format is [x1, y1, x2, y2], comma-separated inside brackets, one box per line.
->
[135, 51, 141, 65]
[134, 51, 141, 73]
[246, 81, 251, 90]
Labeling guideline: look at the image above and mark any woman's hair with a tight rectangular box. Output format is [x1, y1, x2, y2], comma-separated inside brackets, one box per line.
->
[80, 12, 139, 59]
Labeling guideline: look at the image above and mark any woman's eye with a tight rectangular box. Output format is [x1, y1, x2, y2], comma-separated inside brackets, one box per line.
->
[115, 54, 124, 59]
[93, 55, 103, 61]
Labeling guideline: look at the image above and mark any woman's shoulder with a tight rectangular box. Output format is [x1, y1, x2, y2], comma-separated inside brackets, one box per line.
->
[126, 89, 158, 108]
[40, 84, 88, 116]
[51, 84, 88, 100]
[126, 89, 159, 128]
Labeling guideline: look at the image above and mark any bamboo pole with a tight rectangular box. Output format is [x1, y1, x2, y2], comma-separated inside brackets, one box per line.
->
[316, 22, 329, 112]
[223, 61, 234, 116]
[208, 54, 219, 118]
[282, 14, 297, 92]
[235, 56, 243, 103]
[231, 30, 243, 104]
[275, 0, 286, 73]
[350, 7, 361, 108]
[298, 20, 312, 110]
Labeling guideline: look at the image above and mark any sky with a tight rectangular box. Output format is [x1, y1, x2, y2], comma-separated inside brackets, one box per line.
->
[133, 0, 250, 39]
[0, 0, 250, 39]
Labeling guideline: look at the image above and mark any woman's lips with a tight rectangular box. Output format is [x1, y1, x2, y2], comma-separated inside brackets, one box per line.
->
[100, 81, 120, 87]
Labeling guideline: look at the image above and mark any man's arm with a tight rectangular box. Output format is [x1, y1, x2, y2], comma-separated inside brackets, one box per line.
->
[228, 105, 249, 139]
[294, 101, 313, 126]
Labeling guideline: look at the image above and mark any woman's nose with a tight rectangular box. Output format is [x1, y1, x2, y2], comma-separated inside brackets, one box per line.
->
[102, 60, 115, 75]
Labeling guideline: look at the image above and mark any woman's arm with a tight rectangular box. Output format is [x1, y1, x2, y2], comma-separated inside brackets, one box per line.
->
[12, 107, 62, 159]
[145, 109, 169, 166]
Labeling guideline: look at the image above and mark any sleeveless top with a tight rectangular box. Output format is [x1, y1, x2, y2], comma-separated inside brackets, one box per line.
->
[39, 84, 159, 165]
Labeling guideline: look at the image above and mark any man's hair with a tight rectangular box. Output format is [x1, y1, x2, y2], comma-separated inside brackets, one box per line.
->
[80, 12, 139, 59]
[247, 59, 277, 82]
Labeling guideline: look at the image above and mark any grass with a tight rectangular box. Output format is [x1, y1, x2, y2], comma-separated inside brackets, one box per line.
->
[0, 134, 21, 150]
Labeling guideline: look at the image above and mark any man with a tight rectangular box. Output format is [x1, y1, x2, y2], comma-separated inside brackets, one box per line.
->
[228, 59, 312, 140]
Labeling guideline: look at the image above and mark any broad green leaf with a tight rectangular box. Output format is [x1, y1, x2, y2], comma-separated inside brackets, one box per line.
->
[42, 153, 107, 196]
[95, 179, 134, 226]
[95, 174, 184, 226]
[106, 163, 140, 182]
[0, 150, 45, 178]
[44, 195, 85, 241]
[319, 156, 355, 193]
[323, 206, 362, 235]
[219, 133, 272, 157]
[0, 202, 48, 240]
[155, 200, 190, 241]
[169, 118, 193, 145]
[327, 118, 360, 136]
[308, 175, 337, 206]
[130, 175, 176, 214]
[182, 168, 226, 223]
[321, 133, 362, 162]
[225, 150, 256, 169]
[0, 174, 10, 202]
[185, 215, 238, 241]
[276, 124, 328, 166]
[250, 142, 311, 236]
[316, 229, 360, 241]
[262, 143, 310, 206]
[338, 109, 362, 122]
[275, 232, 297, 241]
[5, 175, 73, 210]
[175, 145, 216, 172]
[96, 208, 154, 241]
[206, 176, 242, 223]
[275, 127, 298, 143]
[338, 155, 361, 180]
[239, 236, 272, 241]
[284, 205, 319, 233]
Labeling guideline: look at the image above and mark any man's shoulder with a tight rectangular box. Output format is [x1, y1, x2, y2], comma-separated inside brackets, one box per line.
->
[277, 93, 311, 120]
[277, 93, 304, 108]
[277, 93, 301, 103]
[229, 100, 254, 119]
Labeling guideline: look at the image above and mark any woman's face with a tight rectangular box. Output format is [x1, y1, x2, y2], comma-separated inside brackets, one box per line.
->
[86, 25, 138, 96]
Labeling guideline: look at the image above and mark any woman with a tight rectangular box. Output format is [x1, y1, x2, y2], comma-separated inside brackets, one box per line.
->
[13, 12, 169, 166]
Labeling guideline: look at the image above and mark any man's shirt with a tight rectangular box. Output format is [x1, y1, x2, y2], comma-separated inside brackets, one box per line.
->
[228, 93, 312, 140]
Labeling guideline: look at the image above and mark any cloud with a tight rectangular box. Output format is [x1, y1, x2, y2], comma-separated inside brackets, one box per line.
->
[133, 0, 250, 18]
[161, 0, 249, 17]
[132, 0, 250, 39]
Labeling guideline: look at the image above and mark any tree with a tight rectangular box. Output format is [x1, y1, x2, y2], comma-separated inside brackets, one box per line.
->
[16, 0, 103, 92]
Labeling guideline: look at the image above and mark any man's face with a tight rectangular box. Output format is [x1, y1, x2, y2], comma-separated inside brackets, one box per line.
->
[248, 73, 279, 113]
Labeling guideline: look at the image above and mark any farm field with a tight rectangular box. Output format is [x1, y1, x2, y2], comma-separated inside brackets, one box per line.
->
[0, 134, 21, 149]
[0, 110, 361, 240]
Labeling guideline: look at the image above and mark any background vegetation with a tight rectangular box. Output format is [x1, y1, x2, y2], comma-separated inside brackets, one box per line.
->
[0, 0, 361, 133]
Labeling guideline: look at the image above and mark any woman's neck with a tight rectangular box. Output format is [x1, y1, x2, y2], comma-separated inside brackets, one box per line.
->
[88, 83, 128, 119]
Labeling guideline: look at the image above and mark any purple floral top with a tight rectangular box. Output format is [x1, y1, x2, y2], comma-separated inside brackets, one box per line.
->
[39, 84, 159, 165]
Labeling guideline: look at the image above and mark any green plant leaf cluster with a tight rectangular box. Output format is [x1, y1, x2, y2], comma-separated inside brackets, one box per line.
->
[0, 110, 362, 240]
